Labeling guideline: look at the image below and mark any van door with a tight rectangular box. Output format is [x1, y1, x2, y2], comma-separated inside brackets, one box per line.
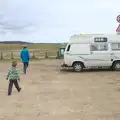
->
[89, 43, 112, 67]
[64, 43, 91, 67]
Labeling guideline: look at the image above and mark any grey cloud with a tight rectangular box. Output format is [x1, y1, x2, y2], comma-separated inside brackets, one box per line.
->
[0, 0, 119, 42]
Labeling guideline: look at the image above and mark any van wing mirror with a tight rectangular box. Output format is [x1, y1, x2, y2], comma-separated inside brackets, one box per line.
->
[91, 51, 93, 54]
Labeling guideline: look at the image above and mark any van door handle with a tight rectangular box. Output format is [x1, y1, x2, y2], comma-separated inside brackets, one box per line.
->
[66, 53, 70, 55]
[111, 53, 113, 55]
[91, 52, 93, 54]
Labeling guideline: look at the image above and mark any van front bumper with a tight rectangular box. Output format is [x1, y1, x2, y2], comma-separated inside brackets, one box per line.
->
[61, 63, 68, 67]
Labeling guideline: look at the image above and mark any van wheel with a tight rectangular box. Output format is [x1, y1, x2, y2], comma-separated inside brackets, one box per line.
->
[73, 62, 83, 72]
[112, 61, 120, 71]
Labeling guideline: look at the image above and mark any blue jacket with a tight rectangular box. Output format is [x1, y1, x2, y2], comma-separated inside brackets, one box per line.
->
[20, 49, 30, 62]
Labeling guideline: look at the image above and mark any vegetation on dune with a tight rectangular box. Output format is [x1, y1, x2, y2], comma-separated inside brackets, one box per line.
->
[0, 43, 64, 51]
[0, 42, 67, 60]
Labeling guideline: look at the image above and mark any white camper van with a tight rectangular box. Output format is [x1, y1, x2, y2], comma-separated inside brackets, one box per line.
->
[61, 34, 120, 72]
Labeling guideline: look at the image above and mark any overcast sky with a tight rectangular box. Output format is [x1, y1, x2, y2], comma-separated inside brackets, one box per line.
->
[0, 0, 120, 43]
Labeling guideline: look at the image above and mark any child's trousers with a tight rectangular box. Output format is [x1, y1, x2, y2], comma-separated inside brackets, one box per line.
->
[23, 62, 29, 74]
[8, 80, 21, 95]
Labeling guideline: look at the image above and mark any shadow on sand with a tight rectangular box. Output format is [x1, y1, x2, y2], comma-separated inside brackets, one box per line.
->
[60, 67, 116, 73]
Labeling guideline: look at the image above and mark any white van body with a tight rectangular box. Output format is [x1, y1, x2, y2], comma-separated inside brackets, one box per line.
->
[62, 34, 120, 72]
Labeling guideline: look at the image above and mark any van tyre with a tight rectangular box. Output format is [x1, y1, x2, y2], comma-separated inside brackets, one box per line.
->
[73, 62, 83, 72]
[112, 61, 120, 71]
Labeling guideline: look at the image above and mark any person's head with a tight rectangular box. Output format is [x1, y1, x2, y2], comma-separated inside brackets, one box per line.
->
[23, 44, 27, 49]
[12, 61, 17, 67]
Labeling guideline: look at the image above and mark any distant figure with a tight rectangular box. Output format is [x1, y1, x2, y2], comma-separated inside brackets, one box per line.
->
[20, 45, 30, 74]
[6, 61, 21, 96]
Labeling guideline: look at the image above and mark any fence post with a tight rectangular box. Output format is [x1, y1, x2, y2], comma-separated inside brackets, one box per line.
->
[56, 51, 60, 59]
[11, 52, 14, 59]
[0, 52, 3, 60]
[45, 51, 48, 58]
[32, 51, 35, 59]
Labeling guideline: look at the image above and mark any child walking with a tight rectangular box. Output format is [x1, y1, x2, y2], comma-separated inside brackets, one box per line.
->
[6, 61, 21, 96]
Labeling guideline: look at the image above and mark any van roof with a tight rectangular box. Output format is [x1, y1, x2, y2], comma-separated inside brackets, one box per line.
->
[69, 34, 120, 44]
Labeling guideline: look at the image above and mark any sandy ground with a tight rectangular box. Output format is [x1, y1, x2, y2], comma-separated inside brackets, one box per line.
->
[0, 59, 120, 120]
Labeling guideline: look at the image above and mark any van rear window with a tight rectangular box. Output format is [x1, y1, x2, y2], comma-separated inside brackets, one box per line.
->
[111, 43, 120, 50]
[67, 45, 71, 51]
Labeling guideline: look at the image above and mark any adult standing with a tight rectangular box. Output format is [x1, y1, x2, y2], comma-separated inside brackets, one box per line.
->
[20, 45, 30, 74]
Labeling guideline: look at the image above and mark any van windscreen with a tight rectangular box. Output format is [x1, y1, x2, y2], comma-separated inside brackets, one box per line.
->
[67, 45, 71, 51]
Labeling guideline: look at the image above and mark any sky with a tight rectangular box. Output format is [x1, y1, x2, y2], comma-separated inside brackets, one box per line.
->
[0, 0, 120, 43]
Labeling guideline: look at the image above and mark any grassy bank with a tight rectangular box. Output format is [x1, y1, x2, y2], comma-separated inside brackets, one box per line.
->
[0, 43, 62, 51]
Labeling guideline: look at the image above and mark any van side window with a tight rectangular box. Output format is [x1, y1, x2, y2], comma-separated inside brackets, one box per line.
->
[67, 45, 71, 51]
[90, 44, 108, 51]
[111, 43, 120, 50]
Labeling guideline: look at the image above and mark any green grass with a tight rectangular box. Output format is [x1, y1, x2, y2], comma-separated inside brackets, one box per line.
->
[0, 43, 66, 60]
[0, 43, 62, 51]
